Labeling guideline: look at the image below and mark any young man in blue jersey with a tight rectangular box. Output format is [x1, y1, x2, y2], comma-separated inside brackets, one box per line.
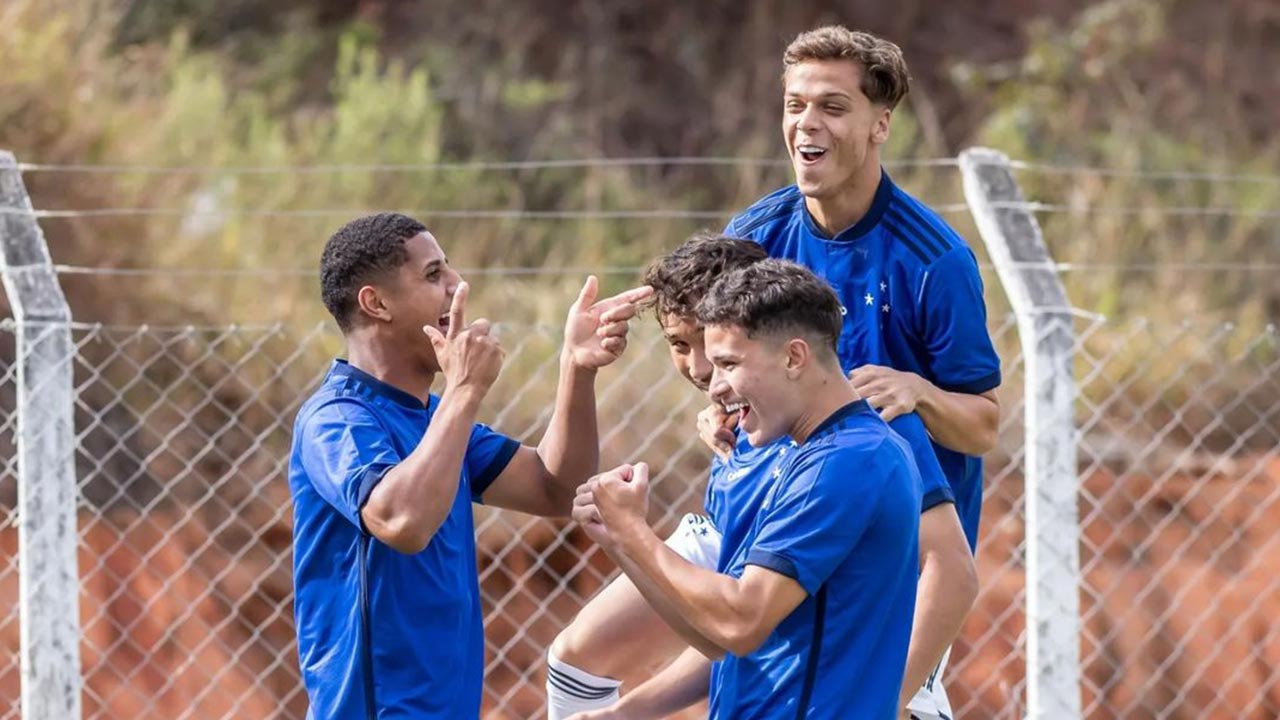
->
[716, 25, 1003, 718]
[288, 212, 652, 719]
[573, 259, 925, 719]
[550, 236, 976, 720]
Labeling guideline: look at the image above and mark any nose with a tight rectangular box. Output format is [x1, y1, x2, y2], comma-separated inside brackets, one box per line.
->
[795, 103, 822, 134]
[689, 351, 713, 387]
[446, 266, 464, 295]
[708, 368, 730, 402]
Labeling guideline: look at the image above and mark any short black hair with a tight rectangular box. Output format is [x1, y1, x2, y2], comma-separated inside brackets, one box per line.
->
[643, 233, 768, 320]
[696, 259, 843, 357]
[320, 213, 427, 332]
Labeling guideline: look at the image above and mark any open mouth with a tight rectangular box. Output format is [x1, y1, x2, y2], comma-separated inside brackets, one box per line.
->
[723, 400, 751, 422]
[437, 314, 451, 333]
[796, 144, 827, 164]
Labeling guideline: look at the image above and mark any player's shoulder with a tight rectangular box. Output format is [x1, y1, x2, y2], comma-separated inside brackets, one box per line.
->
[794, 403, 898, 463]
[726, 185, 804, 237]
[880, 181, 974, 270]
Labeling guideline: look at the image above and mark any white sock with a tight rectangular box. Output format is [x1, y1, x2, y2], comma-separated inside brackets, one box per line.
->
[546, 649, 622, 720]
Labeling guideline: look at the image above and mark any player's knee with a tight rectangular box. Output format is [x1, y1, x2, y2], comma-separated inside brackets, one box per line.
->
[549, 620, 592, 670]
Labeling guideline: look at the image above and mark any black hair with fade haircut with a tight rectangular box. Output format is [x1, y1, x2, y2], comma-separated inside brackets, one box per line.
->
[642, 233, 768, 321]
[320, 212, 427, 333]
[696, 259, 843, 358]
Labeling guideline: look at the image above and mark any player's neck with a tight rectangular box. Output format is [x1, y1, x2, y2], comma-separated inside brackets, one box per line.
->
[802, 158, 882, 237]
[346, 338, 435, 405]
[787, 369, 862, 444]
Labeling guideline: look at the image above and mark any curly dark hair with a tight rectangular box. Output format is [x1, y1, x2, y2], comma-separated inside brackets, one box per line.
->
[320, 213, 427, 332]
[696, 259, 843, 358]
[642, 233, 768, 321]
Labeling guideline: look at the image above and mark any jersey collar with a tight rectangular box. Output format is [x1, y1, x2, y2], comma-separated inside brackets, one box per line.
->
[807, 399, 875, 441]
[328, 359, 428, 409]
[800, 167, 896, 242]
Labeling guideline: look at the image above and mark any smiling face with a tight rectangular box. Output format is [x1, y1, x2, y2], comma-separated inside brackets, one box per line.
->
[782, 59, 891, 201]
[661, 312, 714, 393]
[377, 231, 463, 372]
[704, 323, 799, 447]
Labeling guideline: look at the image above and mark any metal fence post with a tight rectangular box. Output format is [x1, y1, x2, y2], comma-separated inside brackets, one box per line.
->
[0, 151, 81, 719]
[960, 147, 1081, 719]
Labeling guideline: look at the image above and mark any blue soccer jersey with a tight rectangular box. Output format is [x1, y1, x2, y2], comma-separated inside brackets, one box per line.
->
[705, 434, 794, 572]
[709, 400, 922, 719]
[726, 171, 1001, 549]
[705, 412, 951, 572]
[289, 360, 519, 719]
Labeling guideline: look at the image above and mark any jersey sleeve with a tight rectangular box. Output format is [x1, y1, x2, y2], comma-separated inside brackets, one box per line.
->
[743, 450, 885, 595]
[885, 413, 954, 512]
[466, 422, 520, 501]
[297, 399, 403, 532]
[918, 247, 1003, 394]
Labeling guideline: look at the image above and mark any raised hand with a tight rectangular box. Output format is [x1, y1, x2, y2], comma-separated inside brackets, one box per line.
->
[563, 276, 655, 370]
[422, 281, 505, 395]
[572, 462, 652, 550]
[697, 403, 738, 461]
[848, 364, 927, 423]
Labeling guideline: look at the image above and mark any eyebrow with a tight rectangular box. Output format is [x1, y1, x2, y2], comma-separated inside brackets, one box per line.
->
[420, 258, 444, 274]
[785, 91, 853, 101]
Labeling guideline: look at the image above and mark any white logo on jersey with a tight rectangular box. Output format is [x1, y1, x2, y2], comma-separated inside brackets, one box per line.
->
[724, 467, 750, 482]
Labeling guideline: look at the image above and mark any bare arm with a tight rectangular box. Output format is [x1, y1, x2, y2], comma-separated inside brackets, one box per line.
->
[361, 385, 488, 553]
[482, 278, 653, 517]
[915, 386, 1000, 456]
[362, 286, 503, 553]
[575, 463, 808, 658]
[898, 503, 979, 711]
[611, 647, 712, 719]
[481, 354, 598, 517]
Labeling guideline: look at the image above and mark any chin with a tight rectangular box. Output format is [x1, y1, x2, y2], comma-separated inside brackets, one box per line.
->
[793, 174, 829, 199]
[747, 427, 783, 448]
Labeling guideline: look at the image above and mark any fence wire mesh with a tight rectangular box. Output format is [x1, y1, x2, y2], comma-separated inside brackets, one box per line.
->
[0, 309, 1276, 718]
[3, 152, 1278, 720]
[0, 322, 18, 720]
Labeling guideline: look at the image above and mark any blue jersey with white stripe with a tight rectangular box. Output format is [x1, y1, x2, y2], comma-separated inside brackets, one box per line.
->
[726, 171, 1001, 549]
[709, 400, 922, 719]
[289, 360, 518, 719]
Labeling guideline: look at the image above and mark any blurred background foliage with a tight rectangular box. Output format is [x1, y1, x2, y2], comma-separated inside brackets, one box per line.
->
[1, 0, 1276, 396]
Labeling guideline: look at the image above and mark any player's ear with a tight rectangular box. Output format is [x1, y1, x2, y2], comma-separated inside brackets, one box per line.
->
[784, 337, 810, 380]
[356, 284, 393, 323]
[872, 106, 892, 145]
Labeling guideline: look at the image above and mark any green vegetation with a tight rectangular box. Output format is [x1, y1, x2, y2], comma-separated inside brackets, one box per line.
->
[1, 0, 1275, 432]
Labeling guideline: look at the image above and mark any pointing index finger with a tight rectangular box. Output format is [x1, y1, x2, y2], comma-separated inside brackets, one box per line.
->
[591, 285, 655, 313]
[447, 282, 469, 339]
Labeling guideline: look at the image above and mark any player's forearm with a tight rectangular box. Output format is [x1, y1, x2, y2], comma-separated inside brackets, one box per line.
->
[362, 385, 484, 553]
[615, 523, 763, 657]
[899, 544, 979, 708]
[612, 646, 712, 719]
[915, 386, 999, 455]
[535, 353, 600, 513]
[603, 539, 727, 659]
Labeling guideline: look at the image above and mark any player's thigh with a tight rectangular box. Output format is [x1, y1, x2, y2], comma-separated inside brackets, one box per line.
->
[552, 571, 686, 678]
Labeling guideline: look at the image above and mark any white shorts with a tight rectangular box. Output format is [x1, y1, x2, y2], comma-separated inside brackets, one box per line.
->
[906, 647, 954, 720]
[662, 513, 722, 570]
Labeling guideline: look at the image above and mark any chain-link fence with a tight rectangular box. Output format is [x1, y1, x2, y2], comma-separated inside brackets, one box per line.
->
[3, 148, 1279, 719]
